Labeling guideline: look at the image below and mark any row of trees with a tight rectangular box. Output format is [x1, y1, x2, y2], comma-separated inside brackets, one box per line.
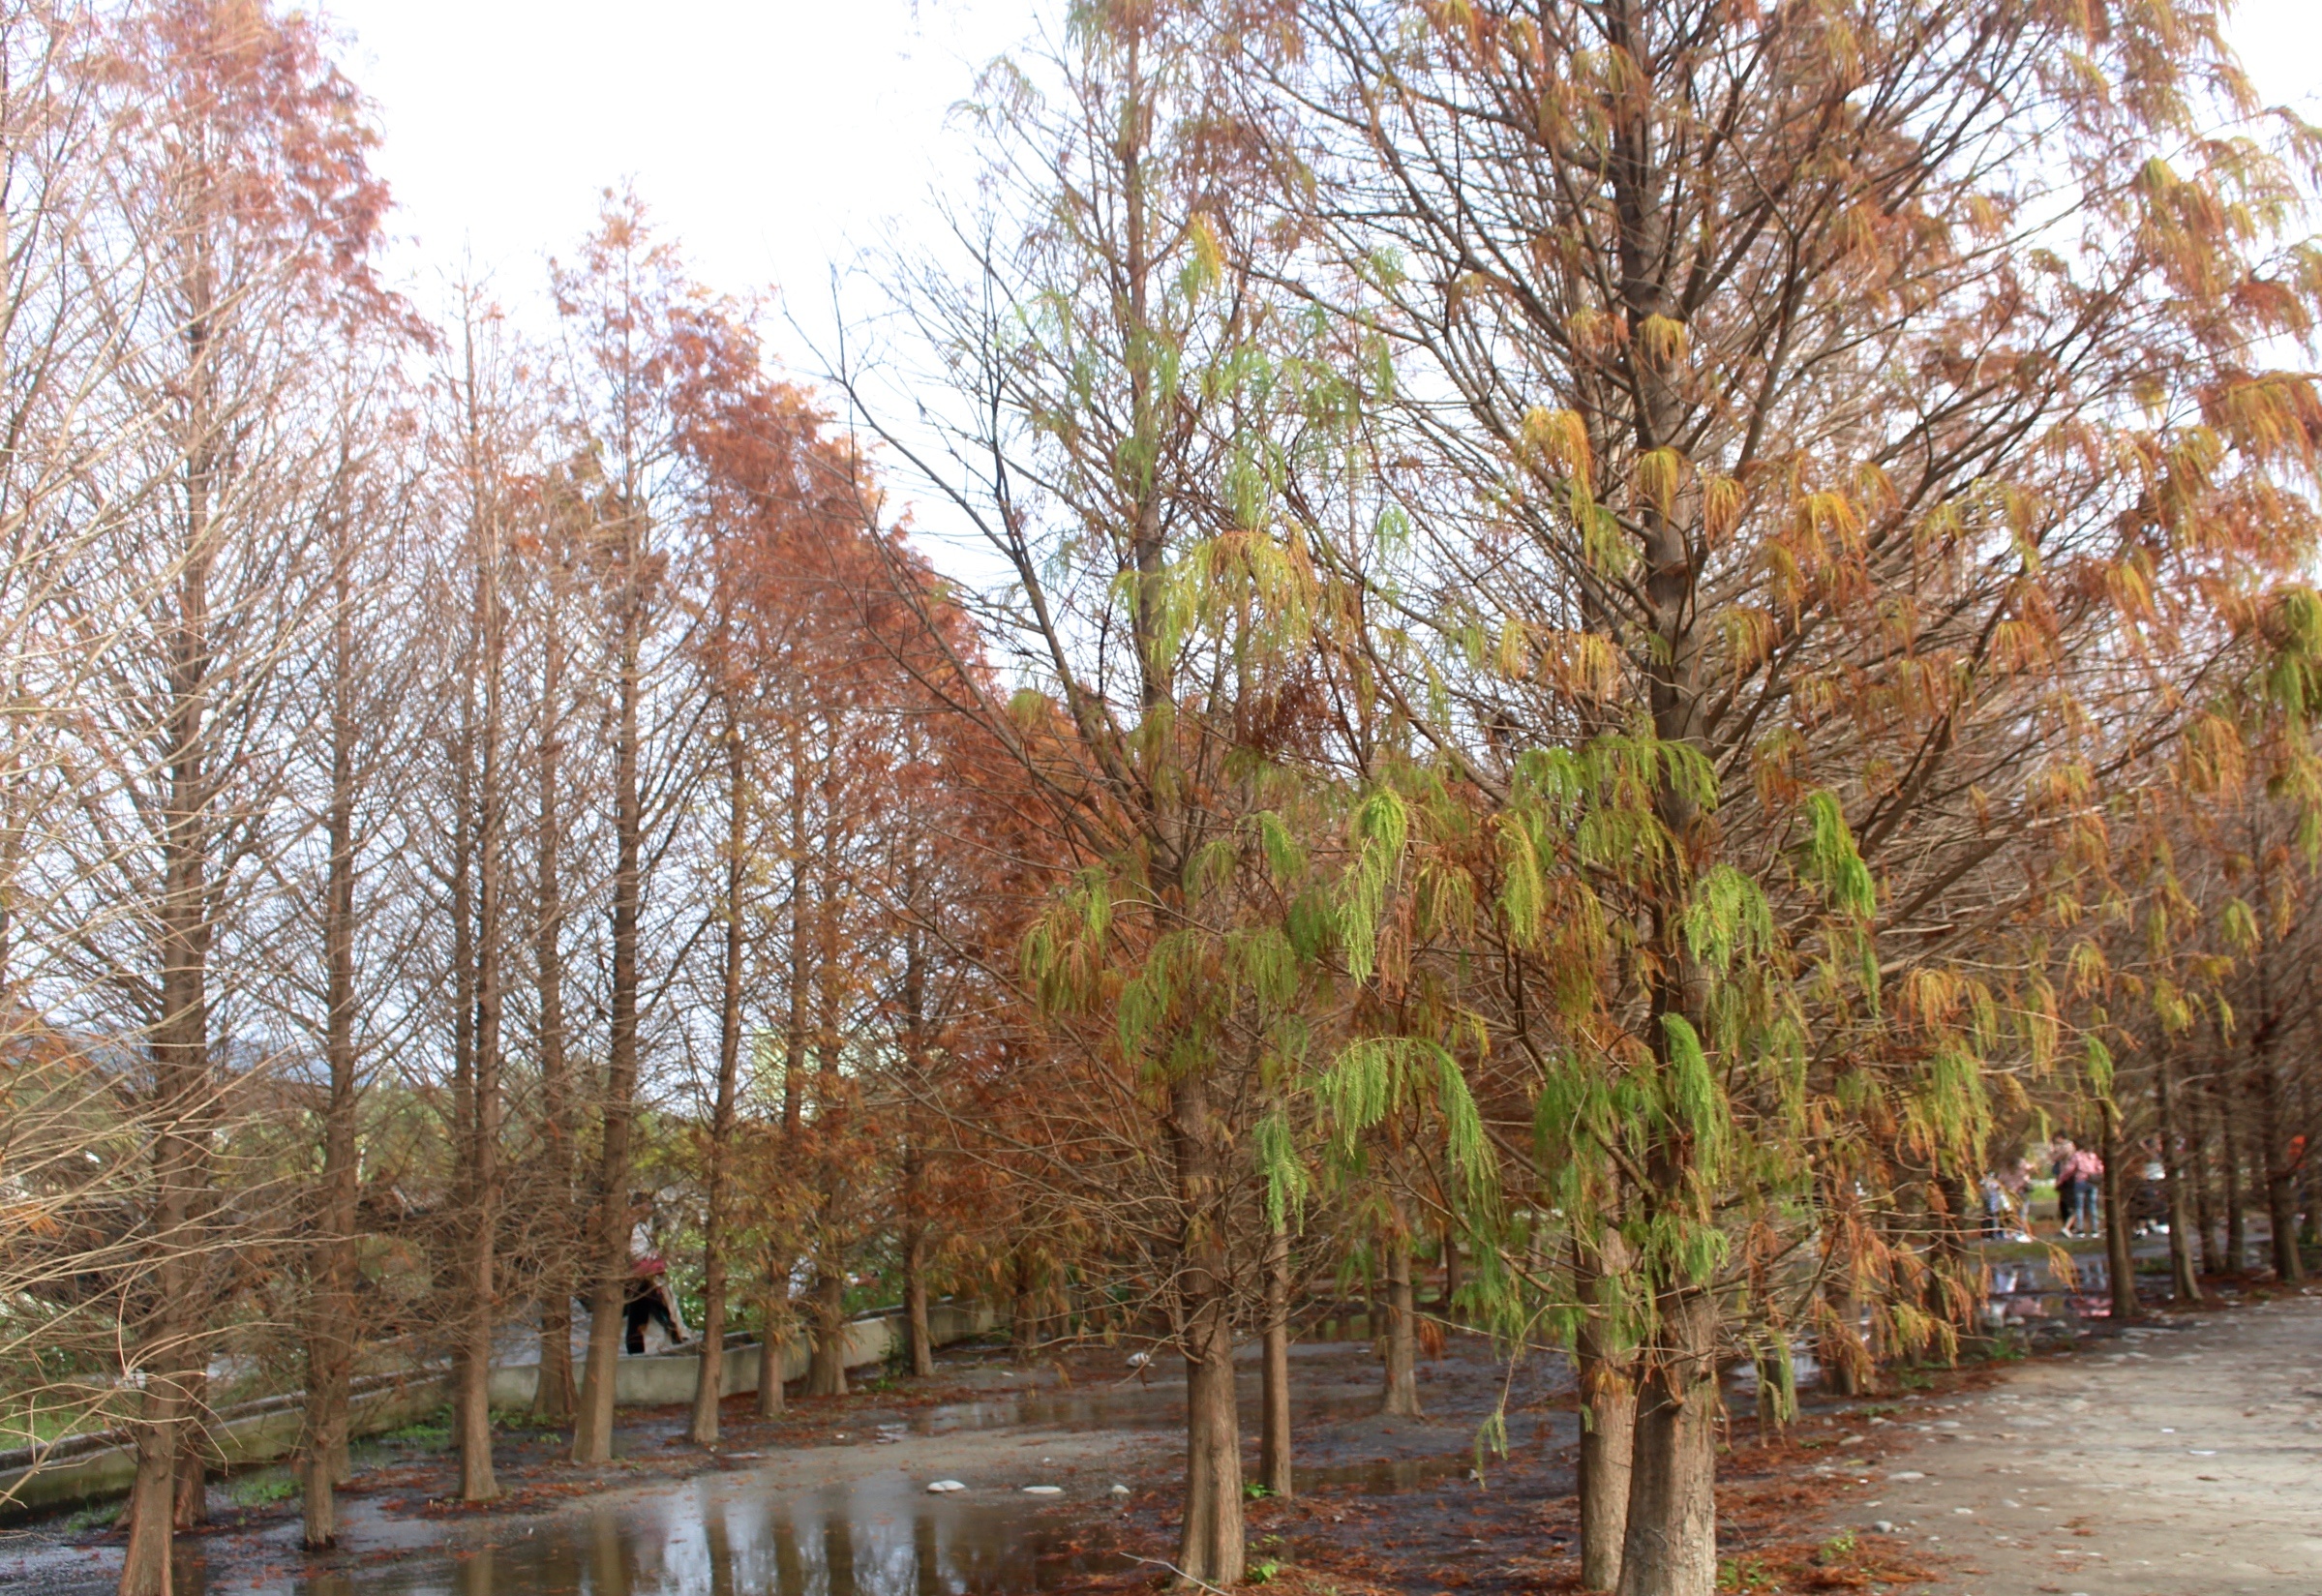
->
[4, 3, 2322, 1596]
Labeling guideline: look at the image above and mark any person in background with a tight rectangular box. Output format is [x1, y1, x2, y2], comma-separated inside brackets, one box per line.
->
[1980, 1171, 2010, 1238]
[2065, 1142, 2104, 1239]
[2002, 1157, 2036, 1241]
[624, 1253, 687, 1354]
[2052, 1136, 2081, 1237]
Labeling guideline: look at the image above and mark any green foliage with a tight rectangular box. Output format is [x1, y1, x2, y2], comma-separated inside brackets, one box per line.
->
[1340, 788, 1408, 982]
[1802, 790, 1877, 918]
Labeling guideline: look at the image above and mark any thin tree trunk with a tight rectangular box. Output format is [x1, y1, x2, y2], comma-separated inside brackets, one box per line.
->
[902, 1221, 935, 1379]
[805, 1268, 849, 1397]
[532, 605, 576, 1425]
[1577, 1235, 1637, 1593]
[1440, 1224, 1461, 1323]
[2224, 1073, 2248, 1275]
[1380, 1221, 1420, 1417]
[2156, 1053, 2201, 1304]
[303, 554, 362, 1548]
[689, 722, 748, 1447]
[2100, 1099, 2139, 1325]
[755, 1284, 789, 1417]
[1170, 1073, 1244, 1587]
[1259, 1220, 1293, 1499]
[2192, 1069, 2221, 1278]
[122, 300, 220, 1594]
[572, 554, 647, 1466]
[2256, 1038, 2306, 1283]
[899, 916, 936, 1381]
[458, 420, 504, 1501]
[1011, 1244, 1040, 1369]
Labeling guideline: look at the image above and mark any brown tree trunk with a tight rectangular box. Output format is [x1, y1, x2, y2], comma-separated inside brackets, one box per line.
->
[572, 556, 647, 1466]
[1380, 1221, 1421, 1417]
[532, 600, 577, 1426]
[1440, 1224, 1461, 1323]
[2156, 1053, 2202, 1304]
[1011, 1244, 1040, 1369]
[458, 426, 505, 1502]
[689, 721, 748, 1446]
[2192, 1071, 2221, 1278]
[122, 335, 220, 1594]
[898, 918, 937, 1381]
[119, 1379, 184, 1596]
[2224, 1074, 2248, 1275]
[1170, 1074, 1243, 1586]
[1259, 1221, 1293, 1499]
[2256, 1041, 2306, 1284]
[304, 554, 362, 1547]
[171, 1392, 206, 1530]
[902, 1222, 936, 1379]
[805, 1267, 849, 1398]
[755, 1282, 789, 1417]
[2100, 1100, 2139, 1325]
[1615, 1283, 1717, 1596]
[1576, 1235, 1638, 1593]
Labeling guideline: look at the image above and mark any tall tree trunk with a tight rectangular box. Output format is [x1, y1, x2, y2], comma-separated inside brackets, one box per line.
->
[2255, 1036, 2306, 1283]
[1259, 1221, 1293, 1500]
[1615, 1283, 1717, 1596]
[1380, 1220, 1420, 1417]
[1439, 1224, 1461, 1323]
[121, 296, 220, 1595]
[755, 1283, 789, 1417]
[1577, 1236, 1638, 1593]
[2156, 1053, 2201, 1304]
[2192, 1069, 2221, 1279]
[2224, 1072, 2248, 1275]
[458, 422, 504, 1502]
[805, 1268, 849, 1398]
[1170, 1074, 1244, 1587]
[171, 1370, 207, 1530]
[2099, 1099, 2139, 1325]
[532, 606, 576, 1425]
[1010, 1244, 1040, 1369]
[303, 556, 362, 1548]
[902, 1220, 935, 1379]
[572, 559, 647, 1466]
[690, 723, 748, 1446]
[899, 916, 936, 1380]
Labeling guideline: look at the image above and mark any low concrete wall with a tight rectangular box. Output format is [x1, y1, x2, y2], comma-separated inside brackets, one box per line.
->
[0, 1302, 1001, 1517]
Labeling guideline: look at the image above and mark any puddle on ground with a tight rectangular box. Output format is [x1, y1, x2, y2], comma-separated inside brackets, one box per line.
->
[178, 1474, 1115, 1596]
[907, 1380, 1381, 1439]
[1299, 1453, 1471, 1492]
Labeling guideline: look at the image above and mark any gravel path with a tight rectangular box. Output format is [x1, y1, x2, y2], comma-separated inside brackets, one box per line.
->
[1833, 1290, 2322, 1596]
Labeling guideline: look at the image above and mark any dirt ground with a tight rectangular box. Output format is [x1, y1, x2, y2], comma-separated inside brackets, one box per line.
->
[1810, 1288, 2322, 1596]
[6, 1295, 2317, 1596]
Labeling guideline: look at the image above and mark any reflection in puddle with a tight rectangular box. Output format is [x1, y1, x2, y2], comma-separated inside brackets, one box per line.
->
[1300, 1454, 1469, 1492]
[200, 1475, 1113, 1596]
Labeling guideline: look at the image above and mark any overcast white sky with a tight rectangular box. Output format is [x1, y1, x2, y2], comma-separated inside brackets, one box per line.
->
[323, 0, 2322, 370]
[322, 0, 1025, 365]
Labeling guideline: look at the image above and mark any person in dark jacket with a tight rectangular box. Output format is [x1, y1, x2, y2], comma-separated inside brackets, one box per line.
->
[623, 1255, 685, 1354]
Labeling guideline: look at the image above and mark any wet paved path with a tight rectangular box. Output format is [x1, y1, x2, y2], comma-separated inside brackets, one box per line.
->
[1837, 1291, 2322, 1596]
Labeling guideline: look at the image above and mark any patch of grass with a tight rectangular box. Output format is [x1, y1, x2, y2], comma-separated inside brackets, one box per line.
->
[228, 1474, 298, 1507]
[63, 1502, 117, 1533]
[379, 1405, 452, 1448]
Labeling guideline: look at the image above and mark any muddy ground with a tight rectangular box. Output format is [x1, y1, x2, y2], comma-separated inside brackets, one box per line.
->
[3, 1287, 2314, 1596]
